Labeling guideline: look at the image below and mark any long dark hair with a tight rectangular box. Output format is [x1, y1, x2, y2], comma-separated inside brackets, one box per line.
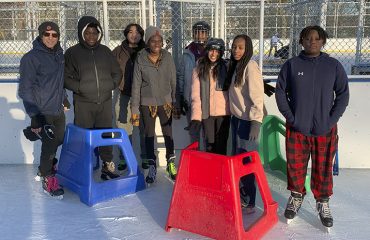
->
[197, 50, 223, 82]
[227, 34, 253, 87]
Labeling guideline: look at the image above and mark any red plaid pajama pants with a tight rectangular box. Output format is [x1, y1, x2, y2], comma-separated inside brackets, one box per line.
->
[285, 124, 338, 200]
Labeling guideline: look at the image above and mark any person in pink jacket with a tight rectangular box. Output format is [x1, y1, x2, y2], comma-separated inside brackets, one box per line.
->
[189, 38, 230, 154]
[227, 34, 264, 214]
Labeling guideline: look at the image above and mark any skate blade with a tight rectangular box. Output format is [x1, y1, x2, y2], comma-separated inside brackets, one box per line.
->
[164, 174, 175, 184]
[34, 175, 42, 182]
[286, 218, 293, 224]
[43, 190, 63, 200]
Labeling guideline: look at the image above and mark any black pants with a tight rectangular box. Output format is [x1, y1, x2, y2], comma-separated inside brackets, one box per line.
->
[140, 105, 174, 163]
[74, 99, 113, 162]
[39, 112, 65, 176]
[202, 115, 230, 155]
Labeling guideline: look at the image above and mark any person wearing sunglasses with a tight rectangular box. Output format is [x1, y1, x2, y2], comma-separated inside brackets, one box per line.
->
[64, 16, 122, 181]
[18, 21, 70, 199]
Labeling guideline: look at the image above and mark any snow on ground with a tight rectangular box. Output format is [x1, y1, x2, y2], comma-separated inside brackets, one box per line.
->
[0, 165, 369, 240]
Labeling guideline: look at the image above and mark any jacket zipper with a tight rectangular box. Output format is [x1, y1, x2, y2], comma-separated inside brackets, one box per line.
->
[92, 49, 100, 104]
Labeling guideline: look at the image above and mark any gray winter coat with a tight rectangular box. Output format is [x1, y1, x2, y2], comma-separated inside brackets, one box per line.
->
[131, 49, 176, 115]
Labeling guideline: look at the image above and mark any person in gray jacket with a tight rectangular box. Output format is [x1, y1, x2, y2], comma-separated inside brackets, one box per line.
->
[130, 26, 177, 184]
[174, 21, 210, 143]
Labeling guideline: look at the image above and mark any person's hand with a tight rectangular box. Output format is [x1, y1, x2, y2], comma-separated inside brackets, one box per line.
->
[264, 82, 276, 97]
[31, 114, 46, 129]
[249, 120, 261, 141]
[173, 107, 181, 119]
[130, 114, 140, 126]
[188, 120, 202, 136]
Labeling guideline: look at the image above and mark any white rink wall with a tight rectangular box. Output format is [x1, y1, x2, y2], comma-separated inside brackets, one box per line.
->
[1, 78, 369, 168]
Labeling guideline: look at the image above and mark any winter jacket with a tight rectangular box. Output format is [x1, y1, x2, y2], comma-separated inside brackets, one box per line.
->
[275, 51, 349, 136]
[191, 63, 230, 121]
[64, 16, 121, 103]
[229, 60, 264, 123]
[18, 38, 65, 117]
[112, 40, 145, 96]
[176, 43, 206, 105]
[131, 49, 176, 115]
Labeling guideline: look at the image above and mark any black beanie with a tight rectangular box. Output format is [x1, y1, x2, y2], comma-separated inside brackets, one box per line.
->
[38, 21, 60, 37]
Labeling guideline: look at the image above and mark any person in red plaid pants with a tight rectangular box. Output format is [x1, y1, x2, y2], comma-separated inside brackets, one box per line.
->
[275, 25, 349, 228]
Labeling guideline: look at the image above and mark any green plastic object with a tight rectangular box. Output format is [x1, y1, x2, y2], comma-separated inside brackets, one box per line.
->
[258, 115, 311, 193]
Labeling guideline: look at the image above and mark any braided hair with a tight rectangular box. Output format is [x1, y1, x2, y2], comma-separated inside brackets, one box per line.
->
[227, 34, 253, 87]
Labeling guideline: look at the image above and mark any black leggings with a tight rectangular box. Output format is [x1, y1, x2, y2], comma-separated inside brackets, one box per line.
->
[140, 105, 174, 163]
[202, 115, 230, 155]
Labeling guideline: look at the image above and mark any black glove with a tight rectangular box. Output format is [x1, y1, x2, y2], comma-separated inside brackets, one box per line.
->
[249, 120, 261, 141]
[188, 120, 202, 136]
[264, 81, 276, 97]
[31, 114, 46, 129]
[23, 124, 55, 142]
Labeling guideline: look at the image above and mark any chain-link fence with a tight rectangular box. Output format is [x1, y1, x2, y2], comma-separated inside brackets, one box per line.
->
[1, 0, 369, 77]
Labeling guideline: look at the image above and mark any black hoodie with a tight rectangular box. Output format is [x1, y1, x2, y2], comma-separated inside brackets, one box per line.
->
[64, 16, 121, 103]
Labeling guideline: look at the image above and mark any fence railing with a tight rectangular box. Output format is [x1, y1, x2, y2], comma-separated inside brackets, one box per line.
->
[0, 0, 369, 77]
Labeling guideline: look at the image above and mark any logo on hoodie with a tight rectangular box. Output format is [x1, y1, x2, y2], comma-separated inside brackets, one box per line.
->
[298, 72, 304, 76]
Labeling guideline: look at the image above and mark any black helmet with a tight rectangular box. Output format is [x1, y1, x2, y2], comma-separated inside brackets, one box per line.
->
[192, 21, 210, 44]
[205, 38, 225, 54]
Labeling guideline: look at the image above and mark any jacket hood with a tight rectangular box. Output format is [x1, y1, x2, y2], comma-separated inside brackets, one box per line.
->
[77, 16, 103, 48]
[298, 51, 329, 61]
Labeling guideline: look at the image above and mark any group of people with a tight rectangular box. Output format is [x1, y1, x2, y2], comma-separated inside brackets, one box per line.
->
[18, 17, 349, 229]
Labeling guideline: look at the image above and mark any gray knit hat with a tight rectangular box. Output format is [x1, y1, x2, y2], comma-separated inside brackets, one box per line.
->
[144, 26, 163, 44]
[38, 21, 60, 37]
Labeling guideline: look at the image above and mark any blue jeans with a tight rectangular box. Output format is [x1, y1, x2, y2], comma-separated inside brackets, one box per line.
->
[231, 116, 258, 206]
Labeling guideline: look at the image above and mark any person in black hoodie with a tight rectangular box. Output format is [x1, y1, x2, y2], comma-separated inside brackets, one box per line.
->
[275, 25, 349, 229]
[64, 16, 122, 180]
[19, 21, 68, 198]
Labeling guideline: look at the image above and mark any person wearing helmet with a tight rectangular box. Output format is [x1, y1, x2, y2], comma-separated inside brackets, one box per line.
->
[174, 21, 211, 144]
[227, 34, 265, 214]
[188, 38, 230, 154]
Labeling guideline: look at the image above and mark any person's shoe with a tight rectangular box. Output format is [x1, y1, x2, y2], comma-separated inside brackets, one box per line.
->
[284, 191, 304, 223]
[145, 160, 157, 184]
[141, 158, 149, 169]
[101, 162, 120, 180]
[117, 159, 127, 171]
[42, 175, 64, 199]
[316, 198, 333, 228]
[166, 156, 177, 181]
[245, 204, 256, 214]
[35, 158, 58, 182]
[240, 187, 249, 208]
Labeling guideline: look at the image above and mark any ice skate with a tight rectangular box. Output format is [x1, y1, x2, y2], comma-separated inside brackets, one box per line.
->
[166, 156, 177, 182]
[284, 191, 303, 224]
[101, 161, 120, 180]
[42, 175, 64, 200]
[316, 198, 333, 232]
[240, 188, 255, 214]
[145, 160, 157, 184]
[35, 158, 58, 182]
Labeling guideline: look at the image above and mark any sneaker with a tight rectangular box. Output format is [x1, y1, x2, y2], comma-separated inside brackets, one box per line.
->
[316, 199, 333, 228]
[101, 161, 120, 180]
[146, 160, 157, 184]
[141, 158, 149, 169]
[284, 191, 304, 220]
[117, 159, 127, 171]
[42, 175, 64, 199]
[166, 156, 177, 181]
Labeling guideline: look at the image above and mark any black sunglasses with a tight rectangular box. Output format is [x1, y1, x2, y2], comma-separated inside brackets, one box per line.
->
[43, 32, 59, 38]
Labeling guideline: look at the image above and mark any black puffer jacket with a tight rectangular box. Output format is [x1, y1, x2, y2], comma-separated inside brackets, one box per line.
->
[64, 16, 121, 103]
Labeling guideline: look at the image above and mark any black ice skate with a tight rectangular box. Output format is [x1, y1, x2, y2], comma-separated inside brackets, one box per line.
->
[284, 191, 304, 224]
[101, 161, 120, 180]
[145, 160, 157, 184]
[42, 175, 64, 199]
[316, 198, 333, 231]
[240, 188, 255, 214]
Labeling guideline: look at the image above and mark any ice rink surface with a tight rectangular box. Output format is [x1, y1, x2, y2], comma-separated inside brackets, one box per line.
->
[0, 165, 369, 240]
